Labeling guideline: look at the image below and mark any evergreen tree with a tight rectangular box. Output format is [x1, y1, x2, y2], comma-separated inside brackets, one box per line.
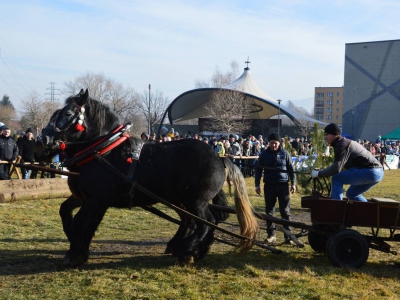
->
[294, 123, 334, 196]
[0, 94, 15, 110]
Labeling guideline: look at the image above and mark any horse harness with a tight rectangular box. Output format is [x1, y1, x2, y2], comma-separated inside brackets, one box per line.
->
[60, 123, 144, 183]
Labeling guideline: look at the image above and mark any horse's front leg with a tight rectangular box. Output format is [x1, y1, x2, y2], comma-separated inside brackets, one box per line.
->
[63, 201, 108, 267]
[59, 195, 82, 242]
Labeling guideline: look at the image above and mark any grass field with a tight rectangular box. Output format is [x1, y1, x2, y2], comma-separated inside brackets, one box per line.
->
[1, 170, 400, 299]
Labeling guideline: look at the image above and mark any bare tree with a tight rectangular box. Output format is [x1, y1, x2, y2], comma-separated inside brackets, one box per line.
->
[286, 100, 315, 139]
[136, 88, 169, 133]
[20, 90, 60, 136]
[203, 89, 252, 135]
[195, 60, 239, 88]
[295, 119, 315, 140]
[63, 72, 139, 122]
[0, 104, 16, 127]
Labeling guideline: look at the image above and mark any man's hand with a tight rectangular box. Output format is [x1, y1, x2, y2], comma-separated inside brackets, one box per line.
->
[290, 185, 296, 194]
[311, 169, 319, 178]
[255, 186, 261, 195]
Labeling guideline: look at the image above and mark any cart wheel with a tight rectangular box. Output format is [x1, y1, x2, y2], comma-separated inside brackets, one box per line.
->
[308, 231, 329, 253]
[326, 229, 369, 268]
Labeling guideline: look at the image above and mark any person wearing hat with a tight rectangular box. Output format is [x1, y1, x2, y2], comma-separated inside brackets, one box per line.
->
[311, 123, 383, 202]
[148, 132, 156, 143]
[255, 132, 296, 244]
[17, 128, 36, 179]
[0, 126, 19, 180]
[140, 132, 149, 142]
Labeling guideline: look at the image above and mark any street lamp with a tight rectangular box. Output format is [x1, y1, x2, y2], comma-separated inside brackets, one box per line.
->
[148, 84, 151, 134]
[277, 99, 282, 135]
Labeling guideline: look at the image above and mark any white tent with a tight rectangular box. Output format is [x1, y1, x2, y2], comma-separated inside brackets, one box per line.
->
[163, 67, 324, 126]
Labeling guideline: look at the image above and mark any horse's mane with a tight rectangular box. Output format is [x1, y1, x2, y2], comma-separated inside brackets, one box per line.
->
[65, 94, 121, 137]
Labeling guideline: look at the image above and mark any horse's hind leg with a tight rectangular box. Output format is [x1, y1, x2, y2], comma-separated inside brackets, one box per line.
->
[178, 203, 216, 265]
[165, 217, 195, 256]
[59, 195, 82, 242]
[64, 202, 108, 267]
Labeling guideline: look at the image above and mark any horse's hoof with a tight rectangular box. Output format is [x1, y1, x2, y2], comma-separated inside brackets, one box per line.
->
[164, 246, 173, 255]
[63, 253, 87, 268]
[179, 255, 194, 266]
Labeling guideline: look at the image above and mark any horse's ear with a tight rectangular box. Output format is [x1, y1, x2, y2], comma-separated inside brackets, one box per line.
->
[77, 89, 89, 106]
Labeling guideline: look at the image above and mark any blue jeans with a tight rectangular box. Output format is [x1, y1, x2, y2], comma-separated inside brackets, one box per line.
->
[21, 168, 32, 179]
[331, 167, 384, 202]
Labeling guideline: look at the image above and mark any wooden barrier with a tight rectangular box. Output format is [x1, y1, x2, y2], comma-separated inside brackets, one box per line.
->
[0, 178, 71, 203]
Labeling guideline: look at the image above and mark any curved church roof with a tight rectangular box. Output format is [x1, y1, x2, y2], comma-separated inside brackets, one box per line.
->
[165, 66, 324, 126]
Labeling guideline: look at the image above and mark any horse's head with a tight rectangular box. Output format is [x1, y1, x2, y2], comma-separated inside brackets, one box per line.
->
[41, 89, 91, 150]
[41, 89, 120, 151]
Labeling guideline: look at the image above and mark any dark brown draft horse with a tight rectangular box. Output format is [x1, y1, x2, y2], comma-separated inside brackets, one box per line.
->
[41, 89, 259, 267]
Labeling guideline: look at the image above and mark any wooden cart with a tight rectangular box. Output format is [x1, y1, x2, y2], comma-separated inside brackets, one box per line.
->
[301, 195, 400, 268]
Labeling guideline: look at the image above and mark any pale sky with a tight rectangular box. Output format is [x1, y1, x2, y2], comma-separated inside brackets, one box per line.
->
[0, 0, 399, 115]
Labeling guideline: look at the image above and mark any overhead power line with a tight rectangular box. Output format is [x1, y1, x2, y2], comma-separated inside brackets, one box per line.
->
[0, 47, 32, 94]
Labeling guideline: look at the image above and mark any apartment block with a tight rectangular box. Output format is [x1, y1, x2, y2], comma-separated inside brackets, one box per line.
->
[314, 87, 343, 125]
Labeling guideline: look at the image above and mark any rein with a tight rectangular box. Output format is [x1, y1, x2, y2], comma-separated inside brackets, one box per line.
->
[235, 161, 312, 175]
[61, 123, 132, 168]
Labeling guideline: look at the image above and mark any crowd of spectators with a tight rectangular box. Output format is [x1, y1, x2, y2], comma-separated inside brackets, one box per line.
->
[0, 124, 48, 180]
[140, 130, 318, 177]
[2, 121, 398, 181]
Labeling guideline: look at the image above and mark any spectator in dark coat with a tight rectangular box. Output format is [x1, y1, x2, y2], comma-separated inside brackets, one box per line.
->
[0, 126, 18, 180]
[211, 139, 221, 154]
[255, 132, 296, 244]
[17, 128, 36, 179]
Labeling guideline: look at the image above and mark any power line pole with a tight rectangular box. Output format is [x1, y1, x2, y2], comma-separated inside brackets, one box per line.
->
[46, 82, 60, 110]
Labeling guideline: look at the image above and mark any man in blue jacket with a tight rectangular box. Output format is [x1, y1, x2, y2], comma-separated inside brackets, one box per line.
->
[255, 132, 296, 244]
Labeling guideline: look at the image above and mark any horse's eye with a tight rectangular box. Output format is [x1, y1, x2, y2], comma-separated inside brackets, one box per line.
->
[65, 111, 73, 117]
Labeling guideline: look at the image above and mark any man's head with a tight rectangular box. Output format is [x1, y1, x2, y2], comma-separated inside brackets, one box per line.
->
[25, 128, 34, 139]
[324, 123, 341, 145]
[2, 126, 11, 137]
[149, 132, 156, 140]
[268, 132, 281, 151]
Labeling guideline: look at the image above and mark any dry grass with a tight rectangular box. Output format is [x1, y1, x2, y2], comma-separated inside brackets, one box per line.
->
[1, 170, 400, 299]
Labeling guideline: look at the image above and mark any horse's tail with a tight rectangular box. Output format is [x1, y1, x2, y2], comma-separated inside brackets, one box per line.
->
[223, 157, 259, 252]
[211, 190, 230, 222]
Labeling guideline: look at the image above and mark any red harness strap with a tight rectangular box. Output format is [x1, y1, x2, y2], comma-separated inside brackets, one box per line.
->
[74, 124, 125, 158]
[77, 133, 130, 166]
